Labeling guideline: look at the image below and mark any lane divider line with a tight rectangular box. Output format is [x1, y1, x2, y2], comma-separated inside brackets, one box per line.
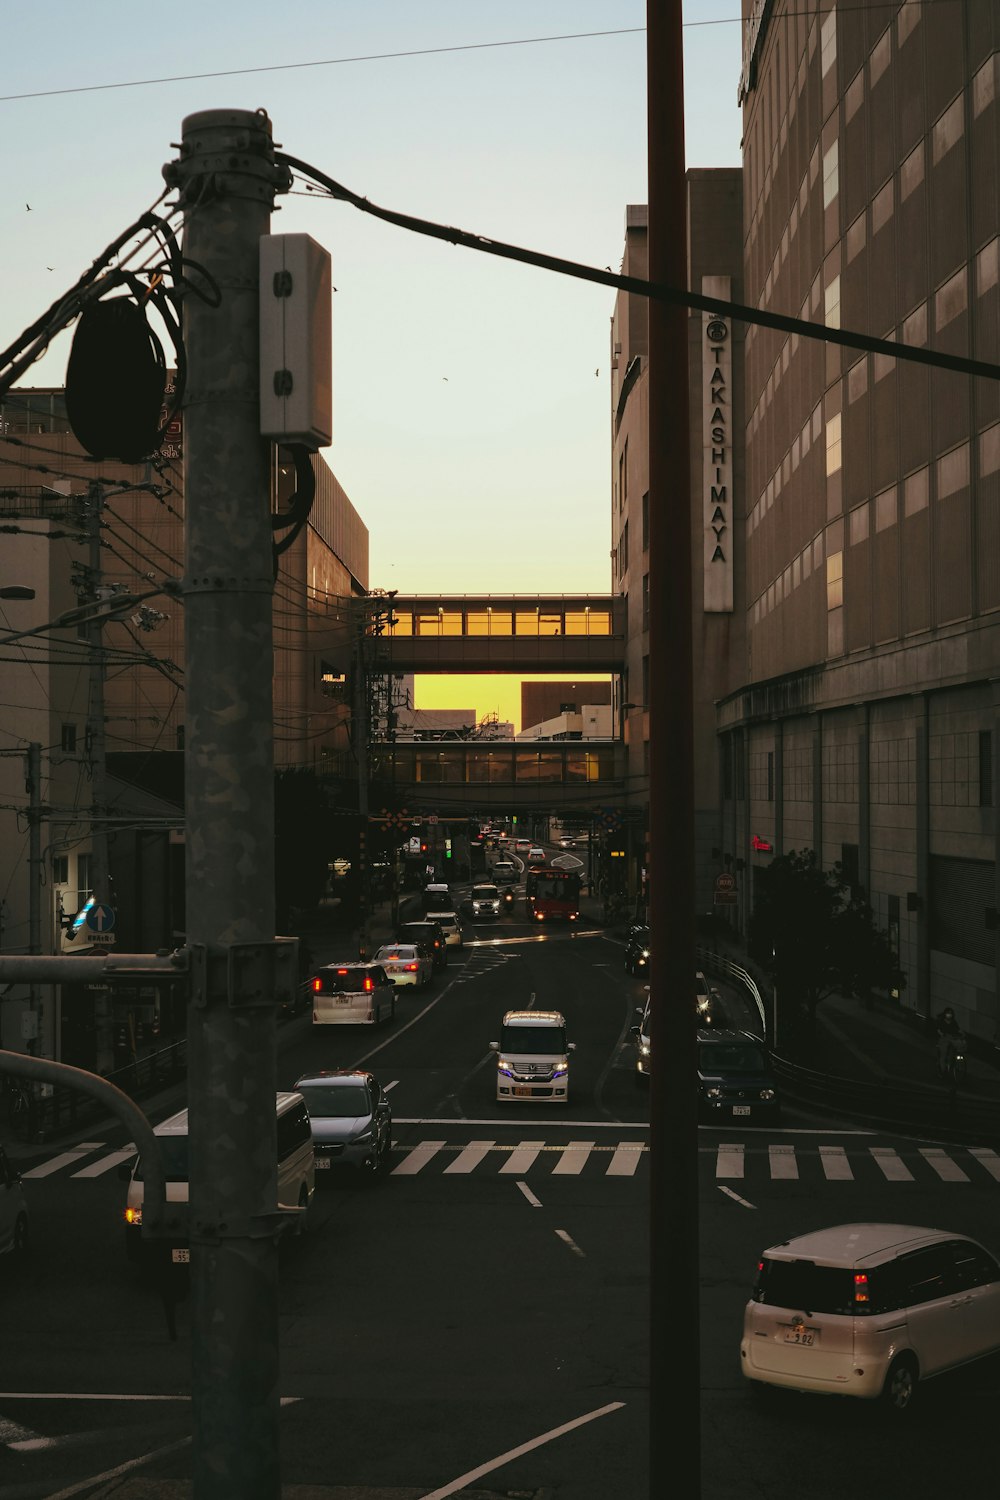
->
[516, 1180, 542, 1208]
[555, 1228, 586, 1257]
[718, 1184, 756, 1209]
[418, 1400, 625, 1500]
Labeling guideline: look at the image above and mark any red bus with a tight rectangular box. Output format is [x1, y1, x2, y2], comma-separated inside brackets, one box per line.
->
[525, 867, 581, 922]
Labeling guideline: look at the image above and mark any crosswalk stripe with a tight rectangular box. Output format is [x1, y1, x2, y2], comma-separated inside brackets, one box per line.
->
[969, 1147, 1000, 1181]
[607, 1142, 644, 1177]
[444, 1141, 495, 1175]
[499, 1141, 544, 1175]
[768, 1144, 798, 1179]
[392, 1140, 446, 1176]
[73, 1144, 137, 1178]
[552, 1141, 595, 1176]
[21, 1143, 103, 1179]
[819, 1145, 854, 1180]
[871, 1146, 914, 1181]
[716, 1144, 745, 1179]
[921, 1147, 970, 1182]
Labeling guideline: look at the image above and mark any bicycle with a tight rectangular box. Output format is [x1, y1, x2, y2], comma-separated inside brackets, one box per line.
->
[939, 1035, 967, 1087]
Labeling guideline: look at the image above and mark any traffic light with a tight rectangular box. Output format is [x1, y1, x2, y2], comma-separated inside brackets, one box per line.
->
[444, 838, 452, 860]
[420, 842, 428, 854]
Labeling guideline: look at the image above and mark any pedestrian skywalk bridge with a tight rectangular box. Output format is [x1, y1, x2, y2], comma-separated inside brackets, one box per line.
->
[17, 1136, 1000, 1186]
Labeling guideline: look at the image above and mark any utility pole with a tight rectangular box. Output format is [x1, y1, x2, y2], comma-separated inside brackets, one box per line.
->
[84, 481, 111, 912]
[647, 4, 699, 1497]
[25, 741, 42, 1054]
[353, 606, 370, 958]
[164, 109, 292, 1500]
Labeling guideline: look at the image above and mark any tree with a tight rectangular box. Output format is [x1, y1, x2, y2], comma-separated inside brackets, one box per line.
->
[748, 849, 904, 1042]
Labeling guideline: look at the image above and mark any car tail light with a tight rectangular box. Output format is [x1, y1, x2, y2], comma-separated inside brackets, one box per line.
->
[405, 963, 418, 971]
[853, 1273, 869, 1305]
[364, 977, 373, 992]
[312, 977, 322, 992]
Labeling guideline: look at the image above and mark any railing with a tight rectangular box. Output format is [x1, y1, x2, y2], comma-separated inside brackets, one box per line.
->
[2, 1039, 188, 1144]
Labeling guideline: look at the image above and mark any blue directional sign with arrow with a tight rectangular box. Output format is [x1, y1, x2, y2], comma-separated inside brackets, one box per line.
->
[84, 902, 116, 933]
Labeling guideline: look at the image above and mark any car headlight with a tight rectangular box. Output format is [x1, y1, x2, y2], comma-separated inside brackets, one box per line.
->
[705, 1086, 723, 1099]
[639, 1042, 651, 1056]
[498, 1060, 515, 1077]
[641, 949, 650, 959]
[759, 1089, 776, 1102]
[125, 1206, 142, 1226]
[552, 1063, 569, 1077]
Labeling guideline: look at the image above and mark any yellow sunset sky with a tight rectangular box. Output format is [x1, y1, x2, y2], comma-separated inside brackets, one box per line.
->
[413, 674, 611, 736]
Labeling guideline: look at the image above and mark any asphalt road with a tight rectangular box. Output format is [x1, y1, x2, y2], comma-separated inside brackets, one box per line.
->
[4, 867, 1000, 1498]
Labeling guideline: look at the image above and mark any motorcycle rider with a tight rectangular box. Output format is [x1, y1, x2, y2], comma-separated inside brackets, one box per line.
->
[934, 1006, 964, 1074]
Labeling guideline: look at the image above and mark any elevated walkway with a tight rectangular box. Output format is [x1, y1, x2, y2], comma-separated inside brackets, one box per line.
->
[379, 592, 626, 672]
[370, 739, 625, 813]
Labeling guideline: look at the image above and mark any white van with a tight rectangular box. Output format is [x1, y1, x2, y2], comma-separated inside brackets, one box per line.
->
[122, 1091, 315, 1263]
[311, 962, 396, 1026]
[490, 1009, 575, 1103]
[741, 1222, 1000, 1409]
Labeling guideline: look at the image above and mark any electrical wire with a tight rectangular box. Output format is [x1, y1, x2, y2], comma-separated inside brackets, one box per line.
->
[278, 155, 1000, 384]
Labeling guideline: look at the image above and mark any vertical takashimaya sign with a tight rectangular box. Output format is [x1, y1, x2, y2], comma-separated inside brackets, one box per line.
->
[702, 275, 733, 613]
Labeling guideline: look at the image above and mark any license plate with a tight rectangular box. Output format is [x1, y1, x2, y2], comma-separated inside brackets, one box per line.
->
[513, 1086, 533, 1097]
[732, 1105, 751, 1116]
[315, 1157, 331, 1169]
[171, 1248, 191, 1264]
[784, 1326, 817, 1346]
[335, 996, 351, 1005]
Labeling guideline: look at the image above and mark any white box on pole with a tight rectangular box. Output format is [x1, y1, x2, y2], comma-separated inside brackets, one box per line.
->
[259, 234, 332, 449]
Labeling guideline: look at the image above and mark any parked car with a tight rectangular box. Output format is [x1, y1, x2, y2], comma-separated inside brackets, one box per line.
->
[293, 1069, 392, 1175]
[0, 1144, 28, 1256]
[373, 942, 433, 989]
[396, 920, 448, 969]
[741, 1223, 1000, 1409]
[697, 1028, 780, 1123]
[310, 963, 397, 1026]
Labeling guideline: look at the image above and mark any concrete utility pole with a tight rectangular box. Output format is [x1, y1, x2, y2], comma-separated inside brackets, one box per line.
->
[84, 481, 111, 911]
[647, 4, 699, 1496]
[354, 607, 371, 957]
[25, 741, 43, 1053]
[164, 109, 293, 1500]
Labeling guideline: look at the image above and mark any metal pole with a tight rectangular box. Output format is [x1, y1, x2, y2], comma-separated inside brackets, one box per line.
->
[647, 4, 699, 1495]
[86, 481, 111, 908]
[26, 741, 42, 1053]
[166, 108, 288, 1500]
[354, 610, 370, 957]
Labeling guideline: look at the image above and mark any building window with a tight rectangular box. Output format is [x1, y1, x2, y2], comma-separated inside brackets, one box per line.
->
[766, 751, 774, 802]
[897, 0, 920, 46]
[875, 486, 898, 532]
[827, 552, 844, 609]
[935, 268, 967, 330]
[641, 573, 649, 632]
[619, 520, 629, 580]
[849, 504, 870, 545]
[822, 142, 839, 209]
[973, 54, 997, 118]
[824, 275, 841, 329]
[902, 302, 928, 345]
[980, 731, 993, 808]
[900, 141, 925, 203]
[904, 467, 929, 516]
[641, 654, 649, 707]
[841, 843, 860, 895]
[932, 95, 965, 164]
[872, 178, 894, 234]
[978, 238, 1000, 296]
[76, 853, 93, 907]
[641, 490, 649, 551]
[820, 10, 837, 76]
[938, 443, 970, 500]
[61, 724, 77, 752]
[51, 855, 69, 884]
[848, 358, 867, 403]
[825, 413, 843, 477]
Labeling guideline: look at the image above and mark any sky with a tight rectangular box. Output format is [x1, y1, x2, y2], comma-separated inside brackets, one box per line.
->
[1, 2, 744, 730]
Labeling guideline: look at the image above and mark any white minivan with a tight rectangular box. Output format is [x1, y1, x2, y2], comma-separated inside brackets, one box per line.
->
[122, 1092, 315, 1263]
[741, 1222, 1000, 1410]
[490, 1009, 575, 1103]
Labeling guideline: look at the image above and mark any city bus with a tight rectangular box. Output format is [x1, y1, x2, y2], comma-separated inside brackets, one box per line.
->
[525, 867, 581, 922]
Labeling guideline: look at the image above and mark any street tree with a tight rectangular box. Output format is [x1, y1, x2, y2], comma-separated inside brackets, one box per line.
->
[748, 848, 904, 1041]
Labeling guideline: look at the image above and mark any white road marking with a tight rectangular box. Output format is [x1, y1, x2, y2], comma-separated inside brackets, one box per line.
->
[715, 1143, 745, 1179]
[969, 1146, 1000, 1180]
[21, 1143, 103, 1179]
[555, 1228, 585, 1257]
[516, 1180, 542, 1208]
[443, 1140, 495, 1174]
[392, 1140, 446, 1176]
[871, 1146, 914, 1181]
[819, 1145, 854, 1180]
[606, 1142, 644, 1176]
[499, 1141, 545, 1174]
[768, 1144, 798, 1179]
[718, 1185, 756, 1208]
[382, 1079, 399, 1092]
[552, 1141, 595, 1175]
[920, 1147, 969, 1182]
[418, 1401, 625, 1500]
[73, 1144, 137, 1178]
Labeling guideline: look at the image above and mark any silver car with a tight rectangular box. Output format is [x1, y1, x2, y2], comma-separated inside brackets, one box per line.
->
[293, 1069, 392, 1174]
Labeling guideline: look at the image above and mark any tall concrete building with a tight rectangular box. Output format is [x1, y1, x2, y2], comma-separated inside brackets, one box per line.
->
[611, 178, 746, 911]
[722, 2, 1000, 1032]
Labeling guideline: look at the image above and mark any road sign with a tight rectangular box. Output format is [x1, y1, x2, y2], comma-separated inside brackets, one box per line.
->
[714, 871, 738, 905]
[85, 902, 116, 933]
[427, 814, 439, 825]
[88, 931, 117, 945]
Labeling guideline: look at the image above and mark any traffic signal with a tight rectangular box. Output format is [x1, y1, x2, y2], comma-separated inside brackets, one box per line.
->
[420, 842, 428, 854]
[444, 838, 452, 860]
